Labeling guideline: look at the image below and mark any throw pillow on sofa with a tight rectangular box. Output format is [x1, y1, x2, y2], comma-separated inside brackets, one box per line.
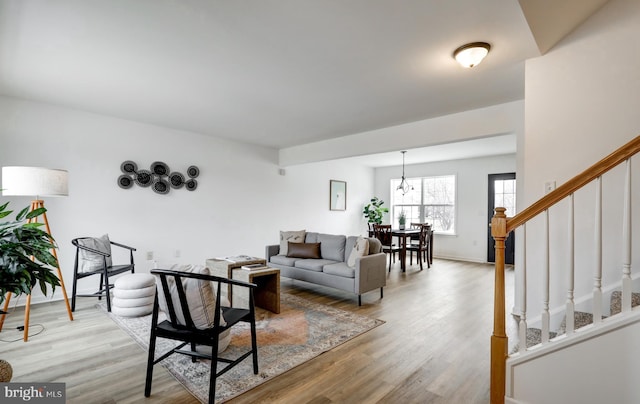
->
[279, 230, 306, 255]
[347, 237, 369, 267]
[287, 242, 322, 259]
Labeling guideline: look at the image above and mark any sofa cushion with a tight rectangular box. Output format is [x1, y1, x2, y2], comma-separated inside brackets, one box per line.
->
[367, 237, 383, 254]
[77, 234, 112, 273]
[154, 264, 225, 329]
[323, 262, 356, 278]
[287, 242, 321, 259]
[270, 255, 300, 267]
[279, 230, 306, 255]
[294, 259, 338, 272]
[317, 233, 346, 262]
[347, 237, 369, 268]
[305, 232, 319, 243]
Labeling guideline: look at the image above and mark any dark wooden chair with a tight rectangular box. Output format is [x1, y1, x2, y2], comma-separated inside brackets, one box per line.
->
[409, 223, 430, 264]
[373, 224, 400, 271]
[71, 236, 136, 312]
[145, 268, 258, 404]
[407, 224, 431, 270]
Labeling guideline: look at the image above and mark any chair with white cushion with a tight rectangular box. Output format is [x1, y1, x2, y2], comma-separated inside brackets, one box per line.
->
[71, 235, 136, 312]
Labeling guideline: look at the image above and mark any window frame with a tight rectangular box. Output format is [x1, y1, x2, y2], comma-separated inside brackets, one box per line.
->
[390, 174, 457, 235]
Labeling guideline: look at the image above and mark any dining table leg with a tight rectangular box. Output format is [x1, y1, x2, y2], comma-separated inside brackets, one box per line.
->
[400, 235, 407, 272]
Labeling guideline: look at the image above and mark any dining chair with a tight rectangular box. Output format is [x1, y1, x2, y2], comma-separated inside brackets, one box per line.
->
[373, 224, 400, 271]
[407, 224, 430, 270]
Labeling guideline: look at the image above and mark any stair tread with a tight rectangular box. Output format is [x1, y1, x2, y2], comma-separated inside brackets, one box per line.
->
[609, 291, 640, 315]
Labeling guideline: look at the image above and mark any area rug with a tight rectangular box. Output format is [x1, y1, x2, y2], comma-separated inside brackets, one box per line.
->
[98, 293, 384, 403]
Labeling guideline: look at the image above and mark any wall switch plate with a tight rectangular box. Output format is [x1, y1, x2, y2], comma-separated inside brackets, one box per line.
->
[544, 181, 556, 194]
[175, 250, 181, 258]
[146, 251, 153, 260]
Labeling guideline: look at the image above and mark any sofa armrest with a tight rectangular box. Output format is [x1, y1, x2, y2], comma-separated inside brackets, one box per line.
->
[265, 244, 280, 261]
[354, 252, 386, 294]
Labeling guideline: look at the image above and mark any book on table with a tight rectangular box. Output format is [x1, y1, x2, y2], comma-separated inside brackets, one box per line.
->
[216, 255, 258, 263]
[240, 263, 269, 271]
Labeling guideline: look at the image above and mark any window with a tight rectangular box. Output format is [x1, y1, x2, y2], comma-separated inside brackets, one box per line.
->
[390, 175, 456, 234]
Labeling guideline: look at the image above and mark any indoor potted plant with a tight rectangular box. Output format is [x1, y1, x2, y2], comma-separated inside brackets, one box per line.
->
[0, 200, 60, 306]
[398, 210, 407, 230]
[363, 197, 389, 234]
[0, 200, 60, 381]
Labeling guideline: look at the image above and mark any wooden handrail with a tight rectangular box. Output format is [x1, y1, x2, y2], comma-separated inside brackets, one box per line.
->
[506, 135, 640, 233]
[490, 134, 640, 404]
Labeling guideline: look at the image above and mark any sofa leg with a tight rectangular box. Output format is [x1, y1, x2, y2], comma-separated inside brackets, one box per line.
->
[358, 295, 362, 306]
[380, 287, 383, 299]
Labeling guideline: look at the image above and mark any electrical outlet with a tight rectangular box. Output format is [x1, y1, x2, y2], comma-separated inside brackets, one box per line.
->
[175, 249, 181, 258]
[544, 181, 556, 194]
[146, 251, 153, 260]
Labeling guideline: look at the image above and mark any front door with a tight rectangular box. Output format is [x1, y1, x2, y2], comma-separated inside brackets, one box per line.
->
[488, 173, 516, 264]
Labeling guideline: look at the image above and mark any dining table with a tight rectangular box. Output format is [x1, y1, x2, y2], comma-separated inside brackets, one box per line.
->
[391, 228, 420, 271]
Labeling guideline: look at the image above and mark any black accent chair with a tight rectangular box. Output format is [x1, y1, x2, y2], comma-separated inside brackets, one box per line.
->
[145, 268, 259, 404]
[71, 237, 136, 312]
[373, 224, 400, 271]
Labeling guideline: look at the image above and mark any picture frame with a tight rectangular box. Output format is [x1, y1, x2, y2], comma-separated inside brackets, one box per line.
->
[329, 180, 347, 211]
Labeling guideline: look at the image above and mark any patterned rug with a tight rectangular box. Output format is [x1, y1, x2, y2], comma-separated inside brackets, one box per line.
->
[98, 293, 384, 403]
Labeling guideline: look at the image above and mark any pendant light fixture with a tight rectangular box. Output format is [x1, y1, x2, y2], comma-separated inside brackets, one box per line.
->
[397, 151, 413, 195]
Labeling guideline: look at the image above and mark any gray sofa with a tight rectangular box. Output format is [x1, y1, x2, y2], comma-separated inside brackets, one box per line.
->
[265, 232, 386, 305]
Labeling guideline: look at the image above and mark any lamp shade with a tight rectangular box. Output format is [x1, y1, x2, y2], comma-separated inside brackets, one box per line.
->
[2, 166, 69, 197]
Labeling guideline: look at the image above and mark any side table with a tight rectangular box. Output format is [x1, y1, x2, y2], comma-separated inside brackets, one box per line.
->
[206, 257, 267, 303]
[232, 268, 280, 314]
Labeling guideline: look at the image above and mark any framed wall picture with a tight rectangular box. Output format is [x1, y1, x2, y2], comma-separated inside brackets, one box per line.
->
[330, 180, 347, 211]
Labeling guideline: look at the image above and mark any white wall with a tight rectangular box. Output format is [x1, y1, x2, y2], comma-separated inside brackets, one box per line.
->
[0, 96, 374, 305]
[374, 154, 516, 263]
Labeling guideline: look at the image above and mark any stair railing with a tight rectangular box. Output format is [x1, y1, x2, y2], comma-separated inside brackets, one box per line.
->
[490, 135, 640, 404]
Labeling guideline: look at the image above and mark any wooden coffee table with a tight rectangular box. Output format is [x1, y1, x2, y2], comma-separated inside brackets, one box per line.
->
[232, 267, 280, 314]
[206, 257, 267, 302]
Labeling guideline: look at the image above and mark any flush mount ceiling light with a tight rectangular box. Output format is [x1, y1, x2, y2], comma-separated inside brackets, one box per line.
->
[453, 42, 491, 68]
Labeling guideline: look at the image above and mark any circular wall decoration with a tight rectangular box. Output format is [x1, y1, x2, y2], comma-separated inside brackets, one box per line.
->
[187, 165, 200, 178]
[185, 179, 198, 191]
[118, 161, 198, 194]
[169, 172, 185, 189]
[120, 160, 138, 174]
[117, 175, 134, 189]
[153, 178, 170, 195]
[135, 170, 153, 187]
[151, 161, 170, 176]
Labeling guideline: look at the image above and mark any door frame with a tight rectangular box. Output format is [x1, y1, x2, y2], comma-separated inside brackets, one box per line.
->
[487, 173, 516, 264]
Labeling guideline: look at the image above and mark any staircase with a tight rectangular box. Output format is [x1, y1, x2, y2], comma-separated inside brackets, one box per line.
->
[490, 136, 640, 404]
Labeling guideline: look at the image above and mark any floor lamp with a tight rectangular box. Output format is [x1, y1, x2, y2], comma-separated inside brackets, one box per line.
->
[0, 166, 74, 341]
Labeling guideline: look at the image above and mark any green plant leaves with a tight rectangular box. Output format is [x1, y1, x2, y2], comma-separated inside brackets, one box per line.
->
[363, 196, 389, 224]
[0, 201, 59, 304]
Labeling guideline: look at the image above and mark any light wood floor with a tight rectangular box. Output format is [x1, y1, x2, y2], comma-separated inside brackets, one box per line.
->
[0, 259, 514, 403]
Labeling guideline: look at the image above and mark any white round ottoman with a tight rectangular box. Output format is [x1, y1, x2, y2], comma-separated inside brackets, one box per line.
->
[112, 273, 156, 317]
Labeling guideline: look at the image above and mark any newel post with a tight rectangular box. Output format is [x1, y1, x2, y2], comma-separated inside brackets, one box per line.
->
[491, 207, 508, 404]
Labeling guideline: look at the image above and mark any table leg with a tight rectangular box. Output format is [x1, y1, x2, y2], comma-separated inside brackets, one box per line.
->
[400, 235, 407, 272]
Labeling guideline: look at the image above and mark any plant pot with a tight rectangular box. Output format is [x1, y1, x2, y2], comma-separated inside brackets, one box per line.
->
[399, 224, 405, 230]
[0, 359, 12, 382]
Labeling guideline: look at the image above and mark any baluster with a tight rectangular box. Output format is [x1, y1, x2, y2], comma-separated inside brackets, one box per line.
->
[622, 159, 632, 312]
[518, 224, 528, 353]
[593, 177, 603, 323]
[542, 210, 550, 343]
[566, 194, 575, 334]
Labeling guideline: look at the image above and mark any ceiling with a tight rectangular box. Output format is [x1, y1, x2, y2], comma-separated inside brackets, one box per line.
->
[0, 1, 606, 155]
